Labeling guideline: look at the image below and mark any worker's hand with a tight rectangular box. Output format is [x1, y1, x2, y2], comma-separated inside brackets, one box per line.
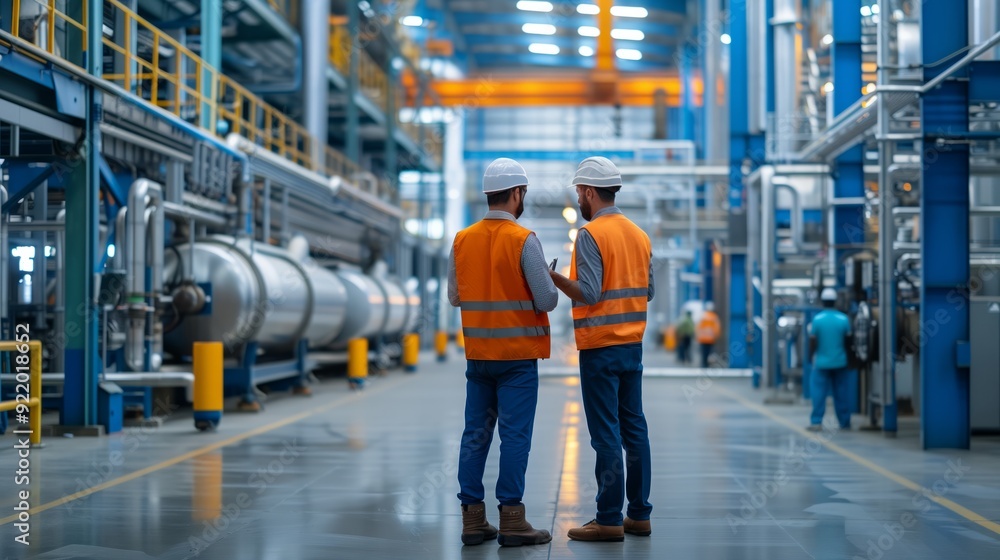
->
[548, 268, 563, 280]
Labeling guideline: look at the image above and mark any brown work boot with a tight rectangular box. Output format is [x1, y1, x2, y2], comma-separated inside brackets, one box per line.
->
[567, 519, 625, 542]
[461, 503, 498, 545]
[623, 517, 651, 536]
[496, 504, 552, 547]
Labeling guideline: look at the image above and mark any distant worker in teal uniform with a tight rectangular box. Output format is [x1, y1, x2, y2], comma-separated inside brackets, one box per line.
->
[807, 288, 853, 431]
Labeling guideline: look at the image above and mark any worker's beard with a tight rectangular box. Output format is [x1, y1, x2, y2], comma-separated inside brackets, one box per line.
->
[579, 198, 593, 222]
[514, 198, 525, 219]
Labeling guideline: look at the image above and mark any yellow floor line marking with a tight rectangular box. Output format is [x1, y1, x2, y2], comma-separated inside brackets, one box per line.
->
[1, 375, 410, 525]
[715, 385, 1000, 536]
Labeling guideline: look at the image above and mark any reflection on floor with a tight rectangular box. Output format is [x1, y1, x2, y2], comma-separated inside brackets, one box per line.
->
[2, 345, 999, 560]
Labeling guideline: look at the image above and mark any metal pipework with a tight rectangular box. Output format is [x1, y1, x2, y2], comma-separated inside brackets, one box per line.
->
[55, 208, 66, 374]
[148, 198, 165, 370]
[773, 181, 803, 252]
[772, 0, 801, 160]
[126, 179, 164, 372]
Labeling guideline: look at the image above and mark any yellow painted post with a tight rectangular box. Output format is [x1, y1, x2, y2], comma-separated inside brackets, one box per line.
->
[435, 331, 448, 362]
[403, 333, 419, 373]
[348, 338, 368, 388]
[0, 341, 42, 446]
[193, 342, 223, 431]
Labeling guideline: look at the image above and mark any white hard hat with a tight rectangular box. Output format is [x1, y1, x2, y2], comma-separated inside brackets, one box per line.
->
[483, 158, 528, 194]
[570, 156, 622, 189]
[704, 301, 715, 311]
[821, 288, 838, 302]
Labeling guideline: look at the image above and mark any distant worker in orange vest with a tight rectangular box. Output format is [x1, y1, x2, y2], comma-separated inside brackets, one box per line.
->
[549, 156, 654, 542]
[697, 302, 722, 368]
[448, 158, 556, 548]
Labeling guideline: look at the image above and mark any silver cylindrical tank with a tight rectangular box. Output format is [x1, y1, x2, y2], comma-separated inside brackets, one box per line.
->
[374, 276, 409, 335]
[332, 268, 387, 345]
[164, 236, 348, 355]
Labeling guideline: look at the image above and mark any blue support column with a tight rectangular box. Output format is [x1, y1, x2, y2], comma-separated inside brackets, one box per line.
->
[346, 1, 361, 162]
[200, 0, 222, 131]
[681, 44, 695, 142]
[920, 0, 970, 449]
[63, 0, 104, 427]
[727, 0, 765, 368]
[832, 0, 864, 415]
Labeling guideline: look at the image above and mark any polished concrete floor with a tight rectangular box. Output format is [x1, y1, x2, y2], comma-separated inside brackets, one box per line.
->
[2, 345, 999, 559]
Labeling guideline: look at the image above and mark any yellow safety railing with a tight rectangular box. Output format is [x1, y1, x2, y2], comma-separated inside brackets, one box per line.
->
[101, 0, 217, 132]
[4, 1, 408, 198]
[0, 341, 43, 446]
[218, 74, 312, 168]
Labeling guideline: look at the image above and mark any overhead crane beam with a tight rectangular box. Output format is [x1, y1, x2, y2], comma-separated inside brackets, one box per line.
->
[428, 75, 701, 107]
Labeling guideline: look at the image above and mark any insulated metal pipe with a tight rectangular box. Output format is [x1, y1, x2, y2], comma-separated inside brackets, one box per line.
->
[773, 181, 803, 252]
[55, 208, 66, 374]
[127, 180, 150, 371]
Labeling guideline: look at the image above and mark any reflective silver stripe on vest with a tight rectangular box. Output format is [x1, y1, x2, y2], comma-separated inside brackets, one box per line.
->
[463, 326, 551, 338]
[573, 312, 647, 329]
[460, 300, 535, 312]
[599, 287, 647, 301]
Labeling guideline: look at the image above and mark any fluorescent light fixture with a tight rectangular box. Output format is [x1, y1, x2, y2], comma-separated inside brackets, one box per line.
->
[568, 228, 579, 242]
[611, 28, 644, 41]
[578, 45, 594, 56]
[529, 43, 560, 55]
[563, 207, 578, 223]
[610, 6, 648, 18]
[822, 34, 833, 45]
[823, 82, 834, 93]
[720, 33, 731, 44]
[871, 14, 879, 24]
[401, 15, 423, 26]
[517, 1, 553, 12]
[870, 4, 880, 14]
[616, 48, 642, 60]
[578, 25, 600, 37]
[522, 23, 556, 35]
[860, 6, 872, 16]
[865, 82, 876, 94]
[577, 4, 599, 14]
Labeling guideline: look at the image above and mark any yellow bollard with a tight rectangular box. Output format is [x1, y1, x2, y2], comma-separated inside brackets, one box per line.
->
[348, 338, 368, 387]
[403, 333, 419, 372]
[455, 329, 465, 351]
[435, 331, 448, 362]
[193, 341, 223, 431]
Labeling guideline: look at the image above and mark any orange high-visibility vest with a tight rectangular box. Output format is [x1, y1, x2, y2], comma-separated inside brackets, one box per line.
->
[453, 219, 551, 360]
[696, 311, 721, 344]
[570, 213, 651, 350]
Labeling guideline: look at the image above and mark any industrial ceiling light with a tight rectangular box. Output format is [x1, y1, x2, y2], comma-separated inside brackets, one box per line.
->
[568, 228, 579, 242]
[401, 15, 423, 26]
[860, 6, 872, 16]
[577, 4, 600, 14]
[720, 33, 731, 44]
[870, 4, 880, 14]
[523, 23, 557, 34]
[563, 207, 578, 223]
[517, 1, 553, 12]
[611, 28, 645, 41]
[578, 45, 594, 56]
[822, 34, 833, 45]
[610, 6, 648, 18]
[529, 43, 560, 55]
[823, 82, 834, 93]
[616, 48, 642, 60]
[578, 25, 600, 37]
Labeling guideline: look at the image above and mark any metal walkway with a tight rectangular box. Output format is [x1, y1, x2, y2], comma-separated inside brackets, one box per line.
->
[1, 347, 999, 559]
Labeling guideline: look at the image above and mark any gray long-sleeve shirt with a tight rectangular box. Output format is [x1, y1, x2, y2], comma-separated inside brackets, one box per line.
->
[448, 210, 558, 313]
[574, 206, 655, 306]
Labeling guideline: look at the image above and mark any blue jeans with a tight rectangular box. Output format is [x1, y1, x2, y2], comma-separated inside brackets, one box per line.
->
[579, 343, 653, 526]
[811, 367, 852, 428]
[457, 359, 538, 506]
[700, 343, 713, 368]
